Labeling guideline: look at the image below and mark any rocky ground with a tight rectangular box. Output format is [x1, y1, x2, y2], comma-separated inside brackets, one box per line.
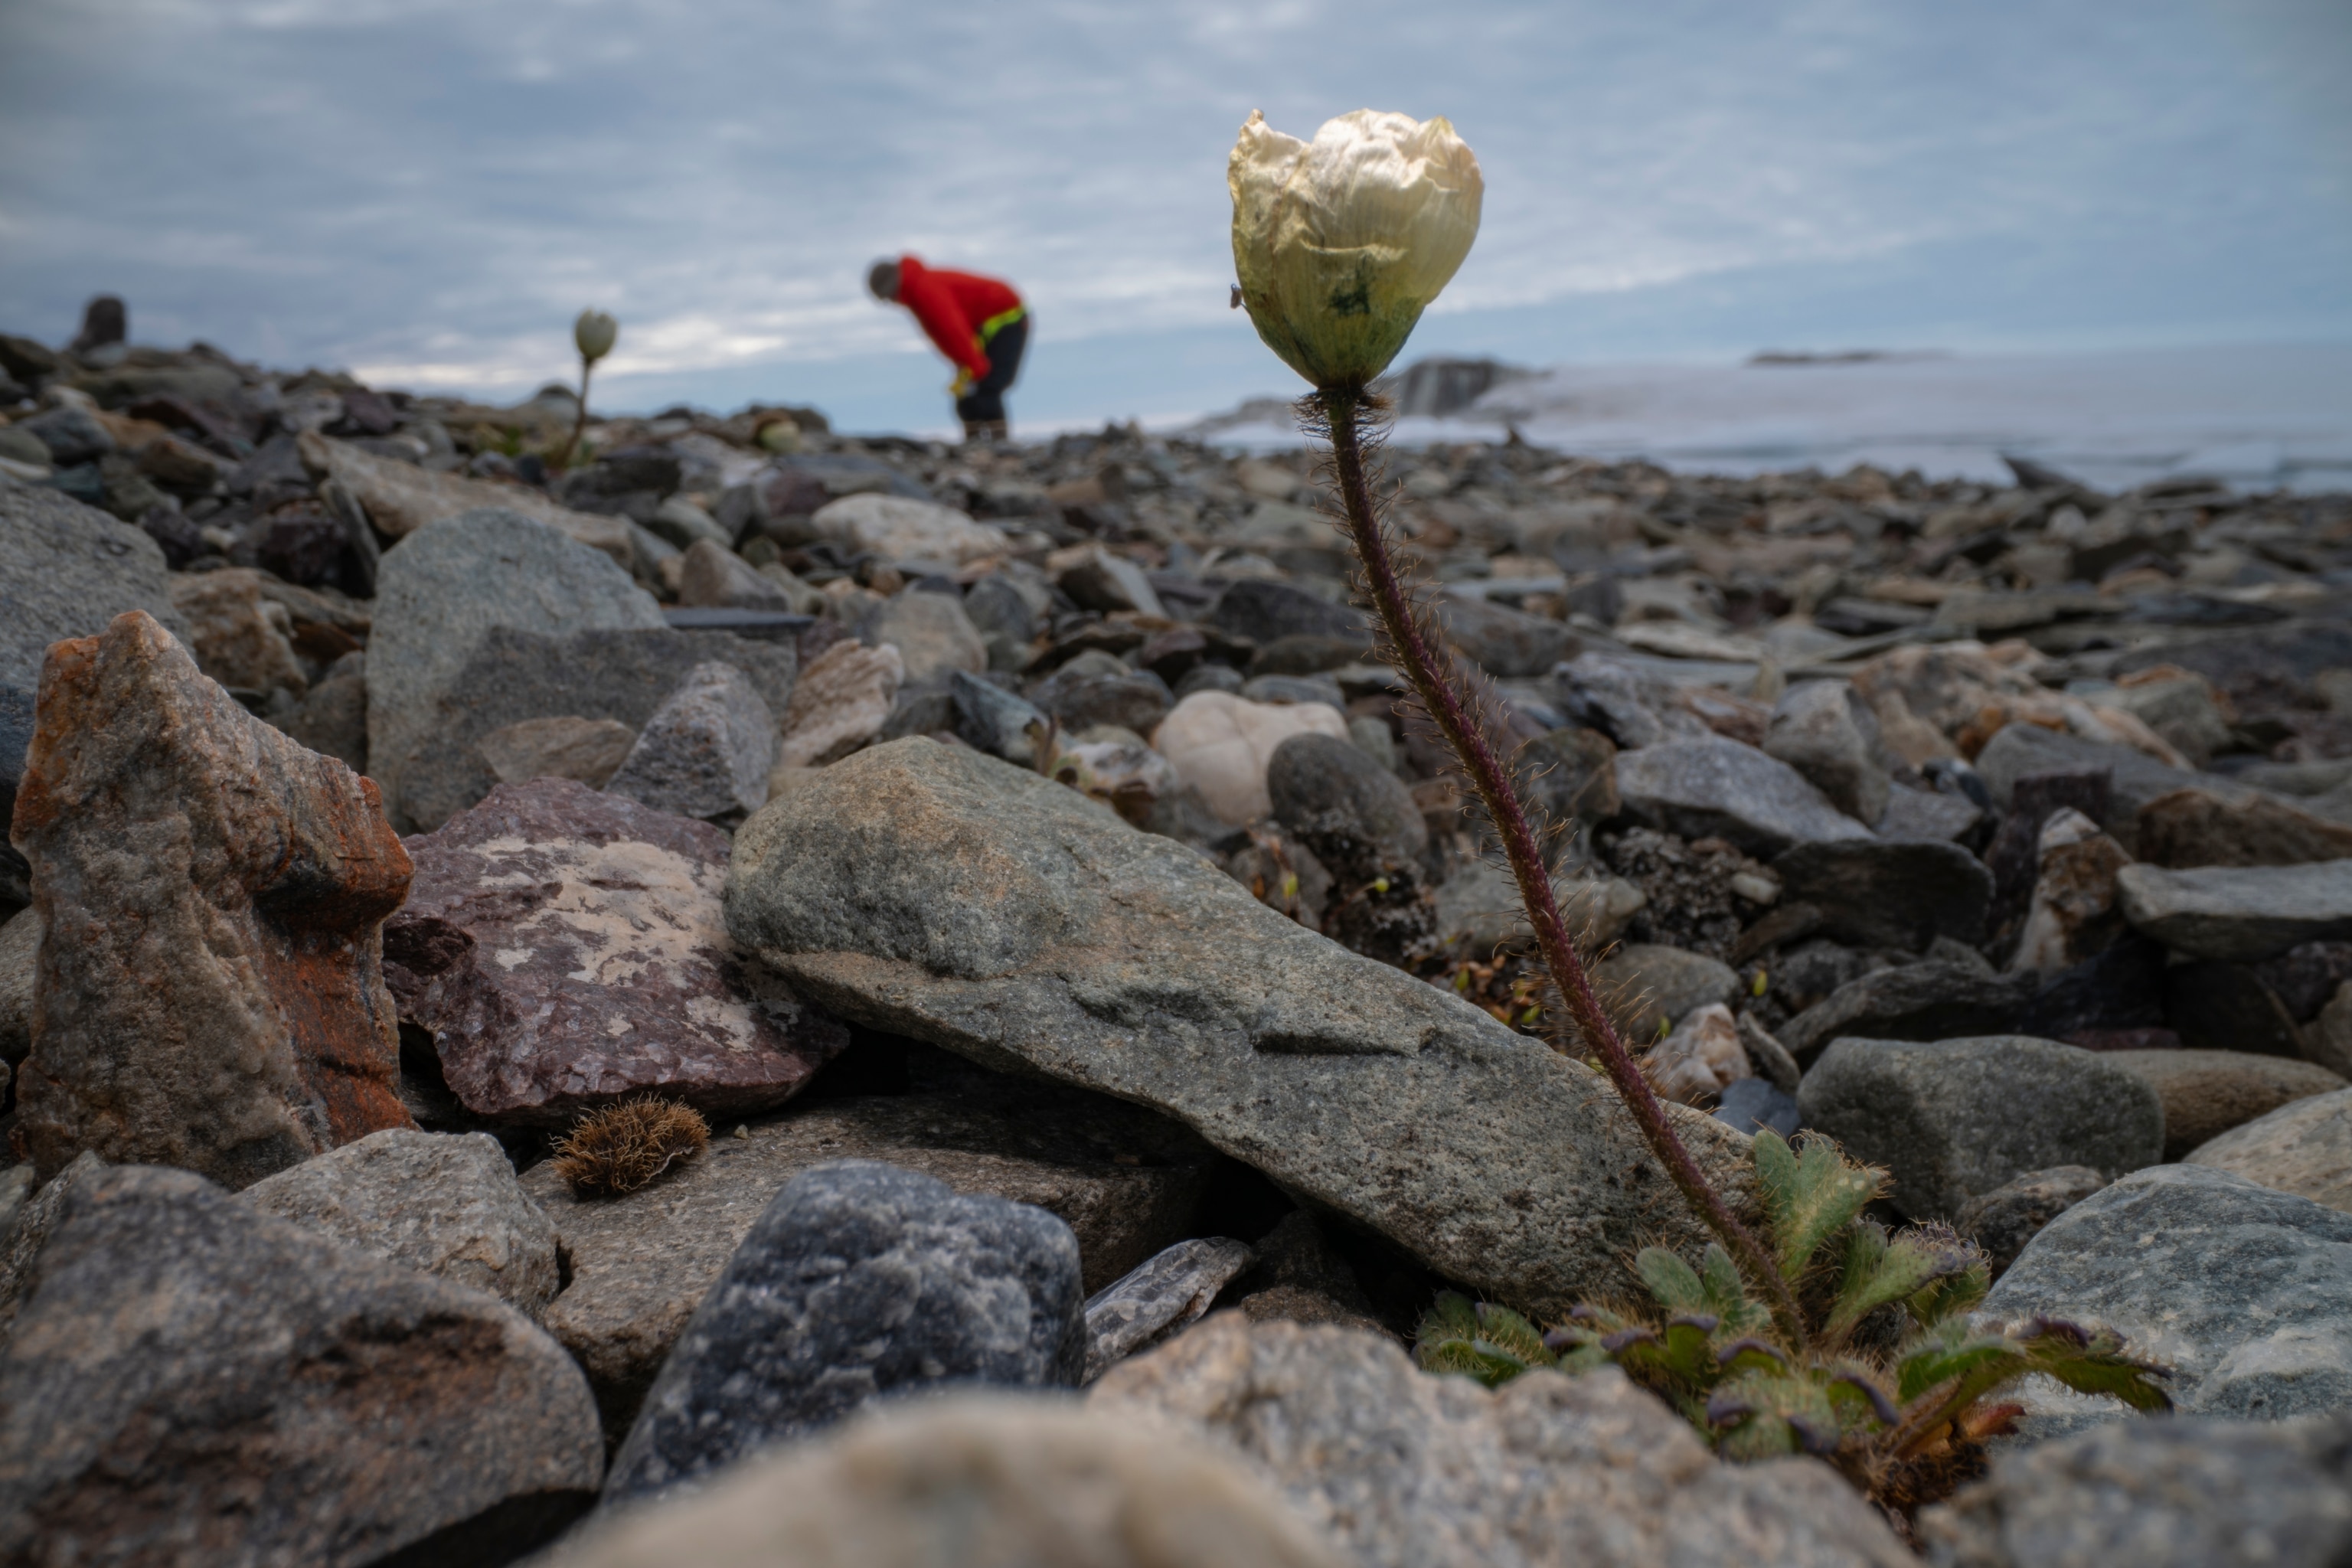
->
[5, 320, 2352, 1566]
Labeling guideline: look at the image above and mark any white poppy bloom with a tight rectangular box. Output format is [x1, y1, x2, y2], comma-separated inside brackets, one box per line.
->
[574, 309, 619, 364]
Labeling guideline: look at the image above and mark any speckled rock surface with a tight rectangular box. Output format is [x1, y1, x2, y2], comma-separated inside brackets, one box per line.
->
[11, 610, 413, 1186]
[724, 739, 1759, 1321]
[0, 479, 190, 693]
[2105, 1048, 2346, 1161]
[601, 659, 777, 819]
[603, 1159, 1086, 1506]
[0, 1163, 602, 1567]
[1090, 1314, 1912, 1568]
[1083, 1236, 1256, 1381]
[383, 777, 844, 1126]
[240, 1127, 560, 1315]
[2188, 1086, 2352, 1215]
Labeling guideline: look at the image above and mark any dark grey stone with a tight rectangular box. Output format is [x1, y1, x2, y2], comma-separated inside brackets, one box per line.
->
[1081, 1236, 1256, 1381]
[1267, 732, 1427, 885]
[1778, 939, 2167, 1060]
[1773, 838, 1995, 950]
[1240, 672, 1346, 710]
[1922, 1410, 2352, 1568]
[1, 479, 191, 694]
[1975, 722, 2261, 851]
[1797, 1035, 2163, 1219]
[2119, 860, 2352, 964]
[1764, 680, 1890, 825]
[1174, 662, 1245, 699]
[12, 405, 115, 466]
[1432, 594, 1578, 678]
[1984, 1165, 2352, 1419]
[962, 574, 1040, 642]
[0, 1164, 602, 1566]
[1031, 666, 1172, 736]
[1207, 578, 1368, 646]
[951, 668, 1045, 762]
[602, 660, 779, 820]
[1716, 1076, 1801, 1139]
[1615, 735, 1875, 858]
[1954, 1164, 2110, 1282]
[603, 1159, 1086, 1505]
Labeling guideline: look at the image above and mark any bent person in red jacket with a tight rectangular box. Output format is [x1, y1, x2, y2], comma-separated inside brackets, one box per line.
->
[867, 256, 1027, 443]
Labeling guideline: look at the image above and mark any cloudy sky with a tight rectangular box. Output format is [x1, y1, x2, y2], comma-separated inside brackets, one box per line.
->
[2, 0, 2347, 433]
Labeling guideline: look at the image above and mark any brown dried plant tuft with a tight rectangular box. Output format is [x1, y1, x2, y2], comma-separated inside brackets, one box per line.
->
[551, 1097, 710, 1197]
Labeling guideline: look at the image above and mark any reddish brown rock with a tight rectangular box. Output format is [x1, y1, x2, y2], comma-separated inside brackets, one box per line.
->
[384, 777, 845, 1126]
[9, 610, 413, 1186]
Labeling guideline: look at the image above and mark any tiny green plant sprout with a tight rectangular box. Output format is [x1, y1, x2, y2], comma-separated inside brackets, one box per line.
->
[1413, 1130, 2168, 1514]
[569, 307, 619, 469]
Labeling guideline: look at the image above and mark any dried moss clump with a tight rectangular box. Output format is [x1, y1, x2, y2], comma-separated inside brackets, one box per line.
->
[551, 1098, 710, 1197]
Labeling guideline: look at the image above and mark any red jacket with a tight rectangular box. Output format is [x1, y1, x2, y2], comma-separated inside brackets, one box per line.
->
[897, 256, 1021, 379]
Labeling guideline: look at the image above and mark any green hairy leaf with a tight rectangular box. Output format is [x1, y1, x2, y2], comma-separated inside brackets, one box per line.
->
[1753, 1129, 1880, 1283]
[1824, 1221, 1984, 1345]
[1635, 1246, 1708, 1313]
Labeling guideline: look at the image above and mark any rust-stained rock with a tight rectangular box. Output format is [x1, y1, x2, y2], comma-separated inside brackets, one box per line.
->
[383, 777, 845, 1126]
[9, 610, 414, 1186]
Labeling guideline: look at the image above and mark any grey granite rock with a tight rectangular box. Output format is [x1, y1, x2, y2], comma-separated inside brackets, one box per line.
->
[1717, 1076, 1802, 1139]
[1268, 733, 1427, 884]
[723, 740, 1759, 1321]
[1090, 1314, 1913, 1568]
[952, 668, 1047, 762]
[602, 660, 778, 819]
[0, 1164, 602, 1566]
[1614, 735, 1875, 858]
[240, 1127, 560, 1316]
[1974, 722, 2262, 851]
[1953, 1165, 2109, 1280]
[604, 1159, 1087, 1506]
[2103, 1049, 2345, 1161]
[1083, 1236, 1256, 1381]
[1207, 580, 1367, 646]
[0, 479, 191, 696]
[1920, 1410, 2352, 1568]
[1773, 838, 1995, 950]
[2187, 1086, 2352, 1215]
[861, 585, 987, 686]
[1432, 594, 1578, 678]
[1984, 1164, 2352, 1419]
[0, 906, 34, 1078]
[1797, 1035, 2163, 1220]
[368, 509, 665, 829]
[1592, 942, 1742, 1040]
[520, 1088, 1216, 1440]
[2118, 859, 2352, 964]
[1765, 680, 1890, 826]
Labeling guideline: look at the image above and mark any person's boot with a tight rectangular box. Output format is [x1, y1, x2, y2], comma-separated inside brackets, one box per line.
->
[981, 420, 1010, 443]
[960, 419, 989, 444]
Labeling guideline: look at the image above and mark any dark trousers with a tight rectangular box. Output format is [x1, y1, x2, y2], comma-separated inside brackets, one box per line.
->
[955, 312, 1027, 429]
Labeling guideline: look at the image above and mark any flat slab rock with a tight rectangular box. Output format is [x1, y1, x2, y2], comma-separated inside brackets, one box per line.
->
[1090, 1314, 1912, 1568]
[0, 1163, 603, 1568]
[2187, 1086, 2352, 1215]
[1613, 734, 1875, 858]
[2118, 859, 2352, 964]
[723, 739, 1756, 1319]
[384, 777, 845, 1125]
[519, 1088, 1217, 1439]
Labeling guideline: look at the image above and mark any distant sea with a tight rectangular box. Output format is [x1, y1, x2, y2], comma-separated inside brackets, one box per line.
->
[1194, 343, 2352, 494]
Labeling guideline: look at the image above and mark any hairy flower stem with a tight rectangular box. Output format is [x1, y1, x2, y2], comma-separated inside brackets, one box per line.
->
[567, 359, 595, 470]
[1316, 387, 1807, 1349]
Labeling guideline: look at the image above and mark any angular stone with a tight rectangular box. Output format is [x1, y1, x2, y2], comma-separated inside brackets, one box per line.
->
[1919, 1410, 2352, 1568]
[603, 660, 777, 819]
[274, 648, 368, 772]
[1984, 1164, 2352, 1419]
[1056, 544, 1167, 619]
[2138, 787, 2352, 871]
[368, 509, 665, 829]
[951, 668, 1047, 763]
[1796, 1035, 2163, 1219]
[1432, 594, 1577, 678]
[519, 1086, 1216, 1439]
[1876, 780, 1984, 843]
[297, 429, 631, 563]
[1773, 837, 1994, 951]
[534, 1395, 1344, 1568]
[0, 479, 190, 697]
[1153, 691, 1351, 825]
[1952, 1165, 2109, 1281]
[165, 566, 310, 696]
[1207, 579, 1367, 646]
[240, 1126, 560, 1315]
[2313, 981, 2352, 1078]
[479, 714, 635, 788]
[1593, 942, 1741, 1041]
[2105, 1049, 2346, 1161]
[11, 612, 412, 1186]
[1764, 680, 1890, 825]
[0, 906, 34, 1079]
[1513, 725, 1619, 840]
[1430, 860, 1646, 954]
[384, 778, 842, 1127]
[862, 586, 987, 686]
[1552, 652, 1710, 751]
[1084, 1236, 1256, 1382]
[0, 1164, 603, 1567]
[1778, 944, 2168, 1062]
[811, 492, 1010, 564]
[723, 740, 1758, 1319]
[1615, 735, 1874, 858]
[1716, 1076, 1802, 1140]
[605, 1160, 1086, 1505]
[2120, 860, 2352, 963]
[1090, 1315, 1913, 1568]
[1975, 722, 2259, 851]
[2187, 1087, 2352, 1215]
[2010, 808, 2135, 971]
[675, 537, 791, 610]
[778, 639, 901, 768]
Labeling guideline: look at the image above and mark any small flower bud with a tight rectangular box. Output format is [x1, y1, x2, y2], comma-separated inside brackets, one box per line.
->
[574, 309, 619, 364]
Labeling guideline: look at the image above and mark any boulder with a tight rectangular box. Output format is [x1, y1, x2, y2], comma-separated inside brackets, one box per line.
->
[11, 612, 412, 1186]
[2138, 787, 2352, 870]
[274, 648, 369, 772]
[479, 714, 635, 788]
[1153, 691, 1352, 825]
[1083, 1236, 1257, 1382]
[383, 778, 844, 1127]
[0, 1164, 602, 1567]
[2119, 860, 2352, 963]
[366, 509, 665, 828]
[2105, 1049, 2346, 1161]
[1268, 732, 1431, 959]
[518, 1086, 1217, 1439]
[1796, 1035, 2163, 1219]
[861, 586, 987, 686]
[1773, 837, 1994, 951]
[722, 740, 1758, 1319]
[1952, 1165, 2109, 1280]
[778, 639, 902, 768]
[810, 492, 1010, 564]
[240, 1126, 560, 1315]
[296, 429, 631, 562]
[1592, 942, 1742, 1041]
[1089, 1314, 1913, 1568]
[603, 1160, 1087, 1506]
[528, 1394, 1342, 1568]
[1614, 735, 1874, 858]
[1975, 722, 2259, 851]
[602, 660, 778, 820]
[0, 479, 189, 696]
[1984, 1164, 2352, 1419]
[1763, 680, 1889, 825]
[1920, 1410, 2352, 1568]
[2187, 1087, 2352, 1215]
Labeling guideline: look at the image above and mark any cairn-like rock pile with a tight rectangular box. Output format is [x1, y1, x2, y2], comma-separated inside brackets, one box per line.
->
[7, 318, 2352, 1566]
